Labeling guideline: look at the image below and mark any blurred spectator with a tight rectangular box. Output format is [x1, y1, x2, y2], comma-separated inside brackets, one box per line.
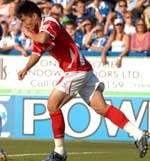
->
[73, 0, 89, 25]
[76, 17, 96, 50]
[14, 26, 32, 57]
[128, 0, 146, 23]
[127, 0, 146, 11]
[85, 24, 108, 52]
[143, 5, 150, 31]
[63, 0, 77, 16]
[87, 0, 110, 23]
[38, 0, 53, 17]
[104, 11, 115, 35]
[64, 20, 90, 50]
[81, 18, 96, 50]
[50, 3, 64, 21]
[124, 11, 136, 35]
[0, 14, 6, 23]
[104, 0, 127, 35]
[9, 20, 21, 40]
[64, 21, 81, 48]
[9, 2, 20, 20]
[130, 18, 150, 53]
[115, 0, 128, 20]
[0, 0, 148, 57]
[0, 20, 15, 52]
[65, 21, 77, 38]
[52, 0, 71, 8]
[101, 18, 130, 67]
[0, 0, 10, 17]
[8, 0, 21, 38]
[106, 0, 118, 11]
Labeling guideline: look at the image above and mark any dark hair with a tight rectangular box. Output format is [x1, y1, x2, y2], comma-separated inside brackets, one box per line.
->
[1, 21, 9, 27]
[82, 17, 96, 25]
[52, 3, 64, 14]
[16, 0, 41, 19]
[75, 0, 85, 5]
[119, 0, 127, 6]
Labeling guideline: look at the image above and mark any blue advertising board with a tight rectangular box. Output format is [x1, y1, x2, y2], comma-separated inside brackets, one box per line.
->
[0, 96, 149, 141]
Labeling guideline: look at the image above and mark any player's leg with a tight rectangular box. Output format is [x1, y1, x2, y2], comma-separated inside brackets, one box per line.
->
[43, 89, 72, 161]
[43, 71, 85, 161]
[89, 89, 149, 157]
[46, 71, 92, 161]
[89, 90, 142, 138]
[48, 89, 73, 154]
[79, 71, 149, 158]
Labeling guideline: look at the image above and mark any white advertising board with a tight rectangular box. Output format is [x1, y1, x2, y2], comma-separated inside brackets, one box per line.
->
[0, 56, 150, 96]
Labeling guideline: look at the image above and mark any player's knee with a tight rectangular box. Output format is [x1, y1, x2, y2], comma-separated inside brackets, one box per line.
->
[94, 104, 109, 115]
[47, 103, 58, 113]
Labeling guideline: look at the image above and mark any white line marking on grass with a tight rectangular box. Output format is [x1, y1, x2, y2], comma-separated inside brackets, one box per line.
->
[8, 152, 108, 157]
[8, 153, 47, 157]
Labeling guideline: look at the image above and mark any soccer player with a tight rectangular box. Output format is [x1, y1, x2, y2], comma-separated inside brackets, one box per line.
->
[16, 1, 149, 161]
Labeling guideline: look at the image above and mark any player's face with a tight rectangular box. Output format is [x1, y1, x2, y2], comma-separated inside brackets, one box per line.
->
[20, 14, 38, 31]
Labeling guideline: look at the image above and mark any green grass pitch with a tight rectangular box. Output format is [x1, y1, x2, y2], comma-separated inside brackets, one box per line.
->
[0, 139, 150, 161]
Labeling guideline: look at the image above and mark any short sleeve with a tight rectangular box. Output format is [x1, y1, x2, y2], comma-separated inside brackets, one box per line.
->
[40, 17, 60, 40]
[32, 42, 45, 56]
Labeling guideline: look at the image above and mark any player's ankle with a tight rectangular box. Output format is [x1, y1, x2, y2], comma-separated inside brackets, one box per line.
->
[54, 147, 65, 156]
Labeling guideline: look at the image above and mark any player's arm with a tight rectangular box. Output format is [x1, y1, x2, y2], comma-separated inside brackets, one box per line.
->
[18, 54, 41, 80]
[24, 29, 51, 44]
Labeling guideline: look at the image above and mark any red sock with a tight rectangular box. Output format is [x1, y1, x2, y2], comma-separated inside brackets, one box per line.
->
[49, 109, 65, 138]
[104, 105, 129, 128]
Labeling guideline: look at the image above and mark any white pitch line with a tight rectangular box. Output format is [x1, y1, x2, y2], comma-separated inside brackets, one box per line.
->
[8, 152, 108, 157]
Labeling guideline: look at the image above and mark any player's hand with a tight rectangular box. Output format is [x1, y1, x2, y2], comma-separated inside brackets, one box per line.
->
[18, 68, 28, 80]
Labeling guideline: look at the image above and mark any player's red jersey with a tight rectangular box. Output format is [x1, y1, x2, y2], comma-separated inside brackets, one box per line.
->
[32, 17, 92, 72]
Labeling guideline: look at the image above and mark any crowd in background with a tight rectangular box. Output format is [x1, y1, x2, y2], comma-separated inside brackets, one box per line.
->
[0, 0, 149, 67]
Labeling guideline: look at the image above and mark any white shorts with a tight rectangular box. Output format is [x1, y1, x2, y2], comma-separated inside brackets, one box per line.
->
[55, 71, 104, 103]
